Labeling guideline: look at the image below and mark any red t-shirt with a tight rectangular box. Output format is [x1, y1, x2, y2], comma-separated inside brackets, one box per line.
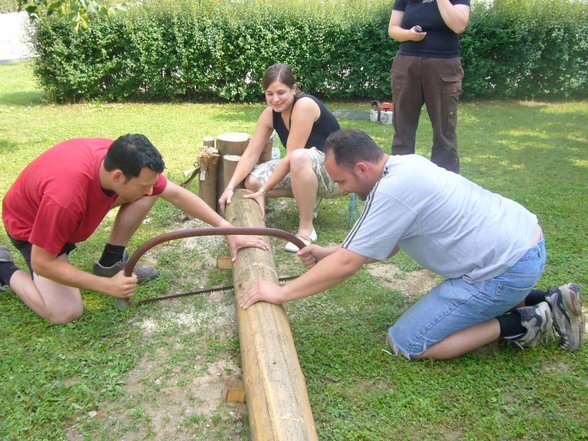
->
[2, 138, 167, 256]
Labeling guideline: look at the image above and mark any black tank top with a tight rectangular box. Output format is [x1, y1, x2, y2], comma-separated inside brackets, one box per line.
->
[272, 93, 340, 152]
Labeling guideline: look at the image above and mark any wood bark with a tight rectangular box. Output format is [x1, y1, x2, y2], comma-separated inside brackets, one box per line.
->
[216, 132, 250, 156]
[226, 190, 318, 441]
[222, 154, 242, 190]
[203, 136, 215, 148]
[216, 132, 250, 213]
[197, 148, 219, 211]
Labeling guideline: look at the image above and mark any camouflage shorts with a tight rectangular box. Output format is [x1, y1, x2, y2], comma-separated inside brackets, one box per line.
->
[250, 147, 339, 197]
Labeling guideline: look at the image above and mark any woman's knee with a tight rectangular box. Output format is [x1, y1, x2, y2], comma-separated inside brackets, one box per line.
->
[290, 150, 312, 173]
[244, 175, 261, 191]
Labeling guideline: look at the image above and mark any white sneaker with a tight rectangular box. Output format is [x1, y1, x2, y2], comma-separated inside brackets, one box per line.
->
[284, 229, 317, 253]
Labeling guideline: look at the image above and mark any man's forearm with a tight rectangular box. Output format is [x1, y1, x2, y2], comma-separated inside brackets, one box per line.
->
[33, 255, 111, 293]
[280, 248, 366, 302]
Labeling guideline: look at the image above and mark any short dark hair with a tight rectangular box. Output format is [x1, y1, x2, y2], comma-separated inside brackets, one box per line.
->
[262, 63, 301, 94]
[104, 134, 165, 179]
[323, 129, 384, 169]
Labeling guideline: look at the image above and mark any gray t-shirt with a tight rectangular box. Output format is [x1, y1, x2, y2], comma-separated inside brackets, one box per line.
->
[343, 155, 538, 283]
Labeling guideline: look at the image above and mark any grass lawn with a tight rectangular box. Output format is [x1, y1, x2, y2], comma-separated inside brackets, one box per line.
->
[0, 61, 587, 440]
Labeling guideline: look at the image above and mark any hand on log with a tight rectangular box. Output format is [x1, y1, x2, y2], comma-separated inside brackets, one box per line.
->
[218, 188, 234, 215]
[243, 189, 266, 215]
[225, 234, 269, 262]
[239, 280, 283, 309]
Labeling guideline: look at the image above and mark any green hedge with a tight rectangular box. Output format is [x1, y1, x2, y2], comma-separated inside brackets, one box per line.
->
[30, 0, 588, 102]
[0, 0, 18, 13]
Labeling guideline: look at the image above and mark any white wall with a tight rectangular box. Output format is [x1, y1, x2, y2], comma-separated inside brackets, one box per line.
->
[0, 12, 34, 63]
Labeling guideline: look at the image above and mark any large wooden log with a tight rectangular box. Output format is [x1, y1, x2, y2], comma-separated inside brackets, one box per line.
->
[226, 190, 318, 441]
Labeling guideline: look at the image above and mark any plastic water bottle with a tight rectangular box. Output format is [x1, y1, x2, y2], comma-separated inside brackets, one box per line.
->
[347, 193, 359, 227]
[272, 131, 281, 159]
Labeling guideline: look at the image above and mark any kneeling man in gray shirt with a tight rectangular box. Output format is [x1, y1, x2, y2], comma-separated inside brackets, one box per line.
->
[239, 129, 584, 359]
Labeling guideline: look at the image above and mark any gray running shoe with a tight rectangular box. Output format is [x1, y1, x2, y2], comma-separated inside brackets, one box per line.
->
[0, 246, 14, 263]
[0, 246, 15, 291]
[93, 250, 158, 284]
[545, 283, 584, 350]
[511, 302, 554, 349]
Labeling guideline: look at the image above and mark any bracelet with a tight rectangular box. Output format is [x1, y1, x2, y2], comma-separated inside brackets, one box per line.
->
[225, 187, 234, 192]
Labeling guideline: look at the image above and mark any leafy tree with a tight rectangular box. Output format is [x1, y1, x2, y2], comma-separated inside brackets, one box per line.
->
[18, 0, 121, 31]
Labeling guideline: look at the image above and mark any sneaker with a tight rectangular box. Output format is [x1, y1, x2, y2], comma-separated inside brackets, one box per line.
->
[93, 250, 158, 284]
[545, 283, 584, 350]
[284, 229, 317, 253]
[0, 246, 14, 263]
[510, 302, 553, 349]
[0, 246, 15, 291]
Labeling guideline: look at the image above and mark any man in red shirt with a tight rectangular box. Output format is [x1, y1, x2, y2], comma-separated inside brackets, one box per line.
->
[0, 134, 267, 324]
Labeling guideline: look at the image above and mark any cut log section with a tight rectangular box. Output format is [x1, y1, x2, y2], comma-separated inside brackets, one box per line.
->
[216, 132, 250, 156]
[197, 147, 220, 211]
[216, 132, 250, 213]
[203, 136, 215, 148]
[222, 154, 241, 190]
[226, 190, 318, 441]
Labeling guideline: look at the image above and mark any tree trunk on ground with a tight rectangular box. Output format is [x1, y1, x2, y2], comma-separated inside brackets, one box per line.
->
[226, 190, 318, 441]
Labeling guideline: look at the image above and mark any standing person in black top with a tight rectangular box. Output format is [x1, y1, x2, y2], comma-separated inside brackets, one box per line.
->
[388, 0, 470, 173]
[218, 64, 341, 252]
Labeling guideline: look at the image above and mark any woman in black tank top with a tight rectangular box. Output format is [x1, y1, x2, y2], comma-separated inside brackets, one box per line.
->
[218, 64, 340, 252]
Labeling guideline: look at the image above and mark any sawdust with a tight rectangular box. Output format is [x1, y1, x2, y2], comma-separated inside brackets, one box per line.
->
[366, 261, 440, 302]
[68, 218, 441, 440]
[135, 292, 235, 336]
[122, 354, 245, 440]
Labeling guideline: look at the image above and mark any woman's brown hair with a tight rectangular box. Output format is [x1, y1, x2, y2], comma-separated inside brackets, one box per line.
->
[262, 64, 301, 94]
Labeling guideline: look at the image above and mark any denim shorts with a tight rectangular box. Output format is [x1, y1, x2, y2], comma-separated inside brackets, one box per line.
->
[388, 238, 546, 359]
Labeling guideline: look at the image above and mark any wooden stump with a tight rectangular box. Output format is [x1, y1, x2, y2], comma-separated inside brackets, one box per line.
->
[222, 154, 242, 190]
[203, 136, 215, 148]
[216, 132, 250, 213]
[226, 190, 318, 441]
[216, 132, 250, 156]
[198, 147, 220, 211]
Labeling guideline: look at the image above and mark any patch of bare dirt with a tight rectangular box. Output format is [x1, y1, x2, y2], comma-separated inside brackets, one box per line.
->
[123, 353, 244, 438]
[67, 219, 247, 441]
[68, 217, 445, 440]
[366, 262, 440, 302]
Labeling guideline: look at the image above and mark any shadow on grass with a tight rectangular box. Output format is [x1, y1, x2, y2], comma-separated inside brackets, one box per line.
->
[206, 104, 264, 125]
[0, 90, 46, 106]
[0, 138, 22, 155]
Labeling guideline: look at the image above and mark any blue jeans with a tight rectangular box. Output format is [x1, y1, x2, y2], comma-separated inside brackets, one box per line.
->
[388, 238, 546, 359]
